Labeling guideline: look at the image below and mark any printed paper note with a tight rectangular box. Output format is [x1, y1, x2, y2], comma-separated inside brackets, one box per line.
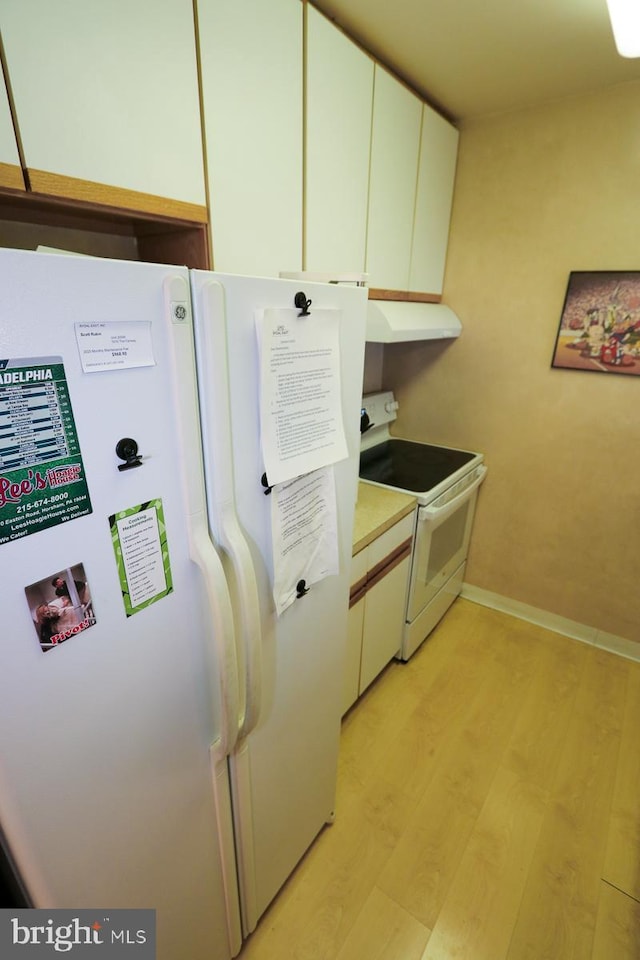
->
[109, 499, 173, 616]
[257, 308, 347, 486]
[270, 466, 339, 616]
[75, 321, 155, 372]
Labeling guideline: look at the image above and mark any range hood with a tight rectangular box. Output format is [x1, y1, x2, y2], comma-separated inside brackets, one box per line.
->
[366, 300, 462, 343]
[278, 272, 461, 343]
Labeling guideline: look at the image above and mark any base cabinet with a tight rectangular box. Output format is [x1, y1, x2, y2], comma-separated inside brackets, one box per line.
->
[359, 553, 411, 693]
[344, 589, 366, 714]
[342, 513, 414, 715]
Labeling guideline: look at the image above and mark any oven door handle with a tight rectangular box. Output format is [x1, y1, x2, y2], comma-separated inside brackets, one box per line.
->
[419, 465, 487, 525]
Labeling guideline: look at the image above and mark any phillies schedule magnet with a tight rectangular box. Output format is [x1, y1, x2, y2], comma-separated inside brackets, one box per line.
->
[0, 356, 92, 544]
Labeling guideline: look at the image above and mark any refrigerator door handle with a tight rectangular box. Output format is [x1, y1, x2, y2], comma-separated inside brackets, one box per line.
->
[219, 511, 263, 740]
[164, 276, 241, 760]
[189, 520, 242, 759]
[193, 278, 263, 744]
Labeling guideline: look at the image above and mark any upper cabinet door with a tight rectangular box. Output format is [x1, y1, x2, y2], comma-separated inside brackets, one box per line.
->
[198, 0, 303, 277]
[366, 66, 422, 291]
[0, 70, 24, 191]
[0, 0, 206, 219]
[409, 104, 459, 295]
[305, 6, 373, 276]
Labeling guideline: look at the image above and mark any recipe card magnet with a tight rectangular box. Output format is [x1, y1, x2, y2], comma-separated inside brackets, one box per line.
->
[109, 499, 173, 617]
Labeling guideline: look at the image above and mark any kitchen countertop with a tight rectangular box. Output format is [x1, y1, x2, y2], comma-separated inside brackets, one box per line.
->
[352, 482, 416, 556]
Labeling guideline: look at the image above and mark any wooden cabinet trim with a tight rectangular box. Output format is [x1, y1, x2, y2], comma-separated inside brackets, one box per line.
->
[349, 576, 368, 609]
[27, 169, 208, 224]
[0, 161, 25, 192]
[0, 187, 211, 270]
[368, 288, 441, 303]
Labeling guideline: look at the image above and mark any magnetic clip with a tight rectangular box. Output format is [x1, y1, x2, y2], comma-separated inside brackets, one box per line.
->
[296, 579, 309, 599]
[261, 472, 273, 495]
[116, 438, 143, 471]
[294, 291, 312, 317]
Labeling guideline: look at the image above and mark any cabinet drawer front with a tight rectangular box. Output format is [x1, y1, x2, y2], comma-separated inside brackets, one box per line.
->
[350, 549, 369, 587]
[367, 513, 414, 568]
[367, 538, 412, 591]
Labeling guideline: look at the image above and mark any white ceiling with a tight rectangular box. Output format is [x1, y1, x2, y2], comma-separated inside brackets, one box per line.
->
[311, 0, 640, 122]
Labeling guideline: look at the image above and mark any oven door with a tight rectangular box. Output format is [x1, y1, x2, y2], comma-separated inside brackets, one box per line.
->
[407, 466, 487, 621]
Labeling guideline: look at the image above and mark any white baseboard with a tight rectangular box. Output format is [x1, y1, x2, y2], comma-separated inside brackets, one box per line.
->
[460, 584, 640, 664]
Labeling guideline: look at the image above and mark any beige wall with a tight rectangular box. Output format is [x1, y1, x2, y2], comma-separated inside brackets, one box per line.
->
[383, 80, 640, 645]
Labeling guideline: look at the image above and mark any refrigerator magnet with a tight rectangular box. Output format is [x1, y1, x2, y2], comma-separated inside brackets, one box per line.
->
[25, 563, 96, 653]
[0, 356, 93, 544]
[109, 499, 173, 617]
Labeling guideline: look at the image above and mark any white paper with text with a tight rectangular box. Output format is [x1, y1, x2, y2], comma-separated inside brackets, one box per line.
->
[270, 467, 339, 616]
[75, 321, 155, 372]
[256, 308, 347, 486]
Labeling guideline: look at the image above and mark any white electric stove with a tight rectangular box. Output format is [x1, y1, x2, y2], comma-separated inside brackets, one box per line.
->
[359, 391, 487, 659]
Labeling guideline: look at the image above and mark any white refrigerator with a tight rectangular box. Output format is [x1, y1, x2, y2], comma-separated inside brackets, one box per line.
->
[0, 248, 366, 959]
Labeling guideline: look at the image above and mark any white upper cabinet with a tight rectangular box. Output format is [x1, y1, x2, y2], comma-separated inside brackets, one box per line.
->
[305, 6, 373, 275]
[0, 0, 206, 215]
[366, 66, 422, 291]
[198, 0, 303, 276]
[409, 104, 459, 294]
[0, 71, 23, 191]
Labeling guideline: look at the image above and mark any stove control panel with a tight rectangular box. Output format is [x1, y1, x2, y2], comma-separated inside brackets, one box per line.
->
[361, 391, 398, 430]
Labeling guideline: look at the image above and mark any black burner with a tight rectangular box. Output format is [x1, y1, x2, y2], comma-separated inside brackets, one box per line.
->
[359, 439, 475, 493]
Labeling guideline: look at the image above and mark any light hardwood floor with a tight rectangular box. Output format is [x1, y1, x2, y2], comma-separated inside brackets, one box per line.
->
[237, 598, 640, 960]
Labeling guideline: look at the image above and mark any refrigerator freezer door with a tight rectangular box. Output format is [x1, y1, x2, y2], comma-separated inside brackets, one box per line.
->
[190, 278, 262, 744]
[0, 250, 238, 960]
[191, 271, 367, 932]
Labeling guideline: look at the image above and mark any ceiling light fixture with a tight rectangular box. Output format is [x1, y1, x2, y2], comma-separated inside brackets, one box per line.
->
[606, 0, 640, 57]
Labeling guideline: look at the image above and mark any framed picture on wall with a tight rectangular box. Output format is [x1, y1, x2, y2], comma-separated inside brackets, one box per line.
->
[551, 271, 640, 375]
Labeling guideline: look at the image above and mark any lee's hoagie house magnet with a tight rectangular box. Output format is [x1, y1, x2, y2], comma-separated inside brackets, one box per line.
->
[0, 356, 92, 544]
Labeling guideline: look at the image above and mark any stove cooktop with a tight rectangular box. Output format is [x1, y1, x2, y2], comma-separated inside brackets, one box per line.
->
[359, 438, 477, 494]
